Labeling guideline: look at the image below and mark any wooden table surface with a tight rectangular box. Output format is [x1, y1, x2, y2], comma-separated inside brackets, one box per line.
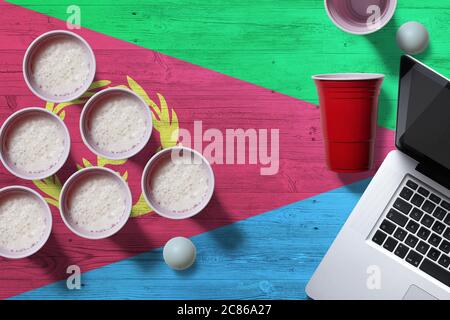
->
[0, 0, 448, 299]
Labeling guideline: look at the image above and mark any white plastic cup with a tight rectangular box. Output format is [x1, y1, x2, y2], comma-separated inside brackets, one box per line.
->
[0, 107, 71, 180]
[23, 30, 96, 103]
[0, 186, 53, 259]
[141, 146, 215, 219]
[79, 87, 153, 160]
[59, 166, 132, 239]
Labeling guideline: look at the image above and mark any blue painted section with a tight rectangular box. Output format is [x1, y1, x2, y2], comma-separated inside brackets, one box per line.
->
[11, 179, 370, 300]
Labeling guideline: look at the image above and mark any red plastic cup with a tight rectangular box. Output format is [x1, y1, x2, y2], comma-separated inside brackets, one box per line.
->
[313, 73, 384, 172]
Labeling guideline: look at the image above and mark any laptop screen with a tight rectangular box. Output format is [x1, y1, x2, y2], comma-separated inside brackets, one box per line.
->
[396, 55, 450, 171]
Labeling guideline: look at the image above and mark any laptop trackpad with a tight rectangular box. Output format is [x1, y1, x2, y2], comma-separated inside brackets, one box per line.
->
[403, 285, 438, 300]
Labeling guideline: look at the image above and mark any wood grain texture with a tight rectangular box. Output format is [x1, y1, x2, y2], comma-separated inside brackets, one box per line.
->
[8, 0, 450, 130]
[0, 1, 398, 299]
[12, 179, 370, 300]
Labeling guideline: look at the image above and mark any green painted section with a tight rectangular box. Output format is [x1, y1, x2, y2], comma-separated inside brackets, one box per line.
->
[9, 0, 450, 129]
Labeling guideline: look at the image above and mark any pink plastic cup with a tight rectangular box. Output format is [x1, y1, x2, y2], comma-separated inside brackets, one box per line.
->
[142, 146, 215, 220]
[324, 0, 397, 35]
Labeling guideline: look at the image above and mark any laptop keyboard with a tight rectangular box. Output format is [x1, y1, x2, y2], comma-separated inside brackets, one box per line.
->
[371, 176, 450, 287]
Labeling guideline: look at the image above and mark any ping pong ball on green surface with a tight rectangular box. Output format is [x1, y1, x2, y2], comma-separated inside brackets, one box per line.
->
[396, 21, 429, 55]
[163, 237, 196, 270]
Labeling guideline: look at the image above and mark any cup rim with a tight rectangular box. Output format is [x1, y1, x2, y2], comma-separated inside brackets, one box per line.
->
[58, 166, 132, 240]
[324, 0, 398, 35]
[22, 29, 96, 103]
[312, 73, 385, 81]
[141, 146, 215, 220]
[79, 87, 153, 160]
[0, 107, 71, 180]
[0, 185, 53, 259]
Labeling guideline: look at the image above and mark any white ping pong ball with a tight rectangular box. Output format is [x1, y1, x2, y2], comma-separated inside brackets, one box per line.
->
[163, 237, 196, 270]
[396, 21, 429, 55]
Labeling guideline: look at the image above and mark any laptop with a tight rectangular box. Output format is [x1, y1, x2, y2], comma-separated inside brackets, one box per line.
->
[306, 55, 450, 300]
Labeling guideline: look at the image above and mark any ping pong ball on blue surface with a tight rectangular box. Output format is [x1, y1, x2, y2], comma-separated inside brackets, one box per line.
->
[163, 237, 196, 270]
[396, 21, 429, 55]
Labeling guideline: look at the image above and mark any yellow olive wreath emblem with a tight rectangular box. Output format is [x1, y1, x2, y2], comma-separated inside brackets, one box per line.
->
[32, 77, 180, 218]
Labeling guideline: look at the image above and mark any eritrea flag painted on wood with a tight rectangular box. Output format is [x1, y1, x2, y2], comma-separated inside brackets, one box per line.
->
[9, 0, 450, 131]
[0, 0, 395, 299]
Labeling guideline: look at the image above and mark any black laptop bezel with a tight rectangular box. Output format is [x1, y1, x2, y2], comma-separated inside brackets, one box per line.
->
[396, 54, 450, 186]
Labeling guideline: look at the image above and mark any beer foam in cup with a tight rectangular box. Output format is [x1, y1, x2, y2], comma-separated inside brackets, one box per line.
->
[89, 95, 149, 154]
[23, 30, 96, 103]
[0, 108, 71, 180]
[0, 186, 52, 259]
[67, 174, 125, 232]
[150, 156, 210, 213]
[59, 167, 132, 239]
[80, 88, 152, 160]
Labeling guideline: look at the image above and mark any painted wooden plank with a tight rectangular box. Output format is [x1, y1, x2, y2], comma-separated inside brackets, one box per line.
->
[0, 2, 397, 299]
[8, 0, 449, 130]
[12, 179, 370, 300]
